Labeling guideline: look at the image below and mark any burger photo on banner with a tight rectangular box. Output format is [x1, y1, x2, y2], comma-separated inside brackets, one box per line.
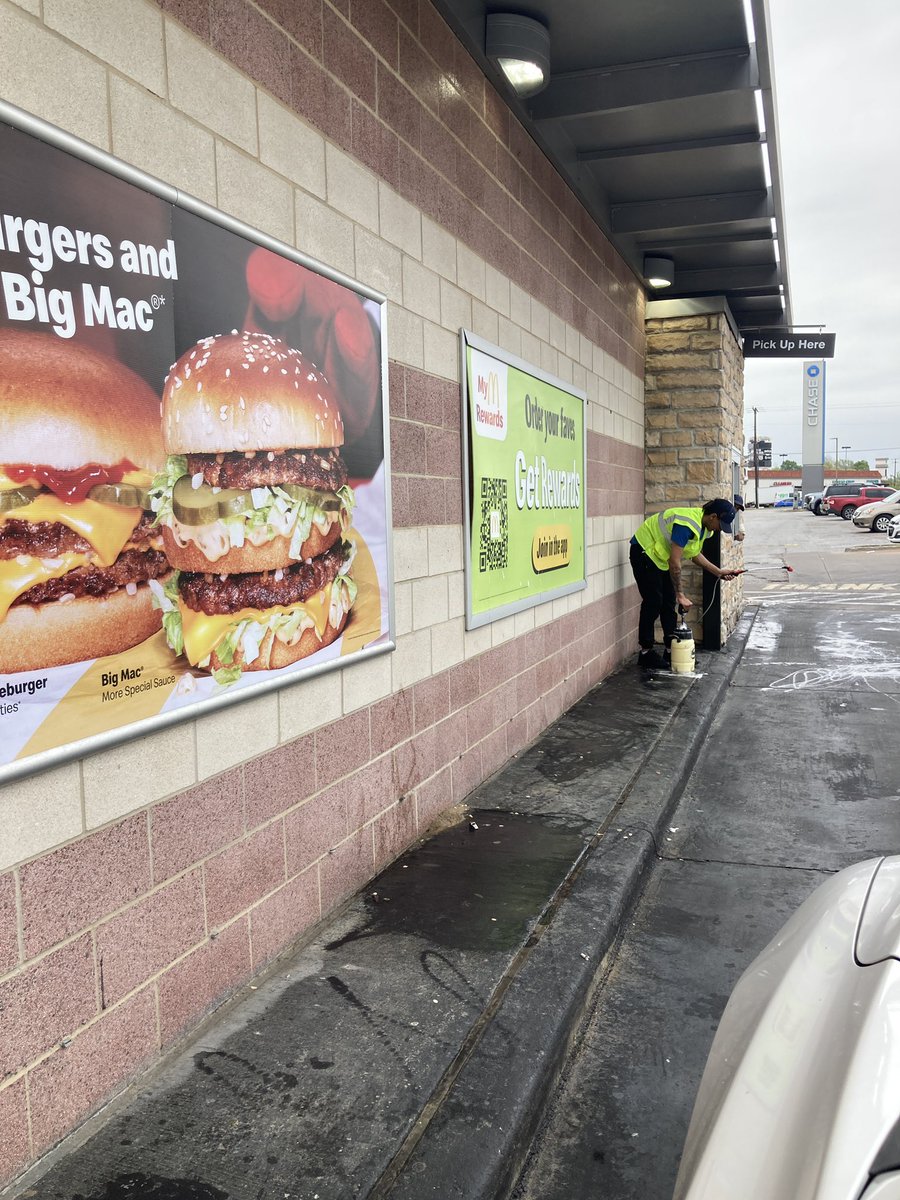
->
[0, 116, 390, 777]
[0, 331, 170, 673]
[146, 215, 388, 688]
[148, 330, 359, 684]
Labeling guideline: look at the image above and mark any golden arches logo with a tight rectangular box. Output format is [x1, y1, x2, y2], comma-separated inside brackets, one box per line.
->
[477, 370, 502, 408]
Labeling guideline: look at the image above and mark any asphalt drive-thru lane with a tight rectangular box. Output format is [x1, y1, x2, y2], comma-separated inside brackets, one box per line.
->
[513, 512, 900, 1200]
[672, 601, 900, 872]
[512, 861, 823, 1200]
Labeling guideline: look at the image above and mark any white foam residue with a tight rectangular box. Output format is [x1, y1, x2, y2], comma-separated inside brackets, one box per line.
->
[746, 614, 783, 653]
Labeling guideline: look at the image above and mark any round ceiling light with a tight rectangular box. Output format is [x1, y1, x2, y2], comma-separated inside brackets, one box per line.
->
[643, 256, 675, 288]
[485, 13, 551, 99]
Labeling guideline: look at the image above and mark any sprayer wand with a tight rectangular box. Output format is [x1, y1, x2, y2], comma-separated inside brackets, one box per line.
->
[732, 565, 794, 576]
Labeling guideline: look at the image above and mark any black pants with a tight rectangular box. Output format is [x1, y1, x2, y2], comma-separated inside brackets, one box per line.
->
[629, 542, 677, 650]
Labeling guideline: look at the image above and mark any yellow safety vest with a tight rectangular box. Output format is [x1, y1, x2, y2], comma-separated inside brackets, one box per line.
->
[634, 507, 712, 571]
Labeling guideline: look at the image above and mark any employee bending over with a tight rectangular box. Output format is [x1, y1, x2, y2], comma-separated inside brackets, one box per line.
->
[629, 498, 738, 670]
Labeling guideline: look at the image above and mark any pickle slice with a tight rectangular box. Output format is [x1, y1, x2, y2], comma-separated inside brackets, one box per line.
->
[172, 474, 255, 524]
[0, 485, 40, 512]
[172, 475, 343, 524]
[88, 482, 150, 508]
[278, 484, 342, 513]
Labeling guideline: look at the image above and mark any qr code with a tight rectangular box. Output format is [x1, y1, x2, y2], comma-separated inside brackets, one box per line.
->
[479, 477, 508, 572]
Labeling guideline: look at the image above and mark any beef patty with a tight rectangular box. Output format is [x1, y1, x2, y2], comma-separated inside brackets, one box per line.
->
[1, 513, 159, 559]
[178, 541, 348, 616]
[14, 549, 170, 606]
[186, 449, 347, 493]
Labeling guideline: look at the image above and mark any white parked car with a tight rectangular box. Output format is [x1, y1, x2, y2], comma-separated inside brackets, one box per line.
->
[889, 514, 900, 544]
[674, 857, 900, 1200]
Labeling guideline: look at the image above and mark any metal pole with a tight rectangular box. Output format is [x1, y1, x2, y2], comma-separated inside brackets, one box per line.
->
[753, 407, 759, 507]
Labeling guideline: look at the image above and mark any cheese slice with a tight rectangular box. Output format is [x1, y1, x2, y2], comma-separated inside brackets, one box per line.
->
[0, 553, 91, 622]
[122, 470, 154, 487]
[178, 586, 333, 668]
[0, 496, 141, 567]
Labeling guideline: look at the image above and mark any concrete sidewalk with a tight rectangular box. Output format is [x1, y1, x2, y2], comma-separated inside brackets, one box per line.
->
[15, 623, 750, 1200]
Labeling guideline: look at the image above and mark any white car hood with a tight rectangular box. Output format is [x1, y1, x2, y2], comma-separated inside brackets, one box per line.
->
[674, 858, 900, 1200]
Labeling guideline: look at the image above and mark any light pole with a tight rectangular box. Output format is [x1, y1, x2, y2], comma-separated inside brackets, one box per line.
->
[832, 437, 839, 472]
[752, 407, 759, 507]
[841, 445, 850, 469]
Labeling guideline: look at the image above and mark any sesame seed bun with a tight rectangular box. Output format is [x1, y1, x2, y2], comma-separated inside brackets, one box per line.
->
[162, 331, 344, 454]
[0, 330, 164, 471]
[0, 582, 167, 674]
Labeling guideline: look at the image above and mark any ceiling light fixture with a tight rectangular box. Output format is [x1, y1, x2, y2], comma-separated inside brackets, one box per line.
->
[485, 13, 550, 99]
[643, 255, 674, 288]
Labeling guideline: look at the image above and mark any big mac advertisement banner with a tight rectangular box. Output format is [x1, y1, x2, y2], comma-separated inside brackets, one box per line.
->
[461, 330, 586, 629]
[0, 113, 392, 780]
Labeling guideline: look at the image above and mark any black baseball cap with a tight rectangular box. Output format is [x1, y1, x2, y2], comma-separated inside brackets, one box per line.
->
[733, 494, 745, 509]
[705, 498, 736, 533]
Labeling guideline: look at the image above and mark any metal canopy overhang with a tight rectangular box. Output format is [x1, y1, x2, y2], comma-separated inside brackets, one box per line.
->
[431, 0, 792, 335]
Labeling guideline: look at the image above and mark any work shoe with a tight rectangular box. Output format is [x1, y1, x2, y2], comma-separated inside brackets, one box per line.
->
[638, 648, 666, 670]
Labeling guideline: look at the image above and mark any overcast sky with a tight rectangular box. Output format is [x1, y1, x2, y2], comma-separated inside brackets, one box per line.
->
[743, 0, 900, 471]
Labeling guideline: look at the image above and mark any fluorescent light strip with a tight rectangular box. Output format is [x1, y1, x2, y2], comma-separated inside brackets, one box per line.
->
[754, 89, 767, 136]
[742, 0, 756, 43]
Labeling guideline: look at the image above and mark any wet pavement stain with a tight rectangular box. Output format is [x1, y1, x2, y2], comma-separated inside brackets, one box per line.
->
[536, 733, 630, 783]
[532, 700, 659, 782]
[325, 975, 415, 1082]
[192, 1051, 301, 1113]
[324, 810, 585, 953]
[71, 1174, 228, 1200]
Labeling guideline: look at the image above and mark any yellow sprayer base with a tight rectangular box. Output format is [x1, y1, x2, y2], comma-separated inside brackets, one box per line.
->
[670, 638, 695, 674]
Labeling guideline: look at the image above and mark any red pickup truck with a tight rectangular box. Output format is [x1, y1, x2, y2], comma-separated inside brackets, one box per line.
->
[825, 485, 895, 519]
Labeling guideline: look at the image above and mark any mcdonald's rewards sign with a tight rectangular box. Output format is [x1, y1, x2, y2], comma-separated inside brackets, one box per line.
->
[471, 347, 508, 438]
[465, 341, 586, 624]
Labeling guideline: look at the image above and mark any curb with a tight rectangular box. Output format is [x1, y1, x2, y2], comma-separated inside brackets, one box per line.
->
[382, 610, 755, 1199]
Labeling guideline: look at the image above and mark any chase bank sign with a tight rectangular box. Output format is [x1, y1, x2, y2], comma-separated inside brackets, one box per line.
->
[801, 359, 826, 471]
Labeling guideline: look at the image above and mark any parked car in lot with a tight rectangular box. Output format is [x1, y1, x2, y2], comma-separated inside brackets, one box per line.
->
[889, 514, 900, 544]
[852, 490, 900, 532]
[674, 856, 900, 1200]
[803, 490, 826, 515]
[825, 483, 896, 519]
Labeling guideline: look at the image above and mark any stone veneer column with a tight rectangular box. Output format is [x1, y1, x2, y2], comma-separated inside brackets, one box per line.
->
[644, 301, 745, 645]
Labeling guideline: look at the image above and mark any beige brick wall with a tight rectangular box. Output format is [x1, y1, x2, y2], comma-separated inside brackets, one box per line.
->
[644, 310, 745, 640]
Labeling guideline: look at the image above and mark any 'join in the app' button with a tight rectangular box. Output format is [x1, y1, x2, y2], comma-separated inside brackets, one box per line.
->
[532, 524, 571, 572]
